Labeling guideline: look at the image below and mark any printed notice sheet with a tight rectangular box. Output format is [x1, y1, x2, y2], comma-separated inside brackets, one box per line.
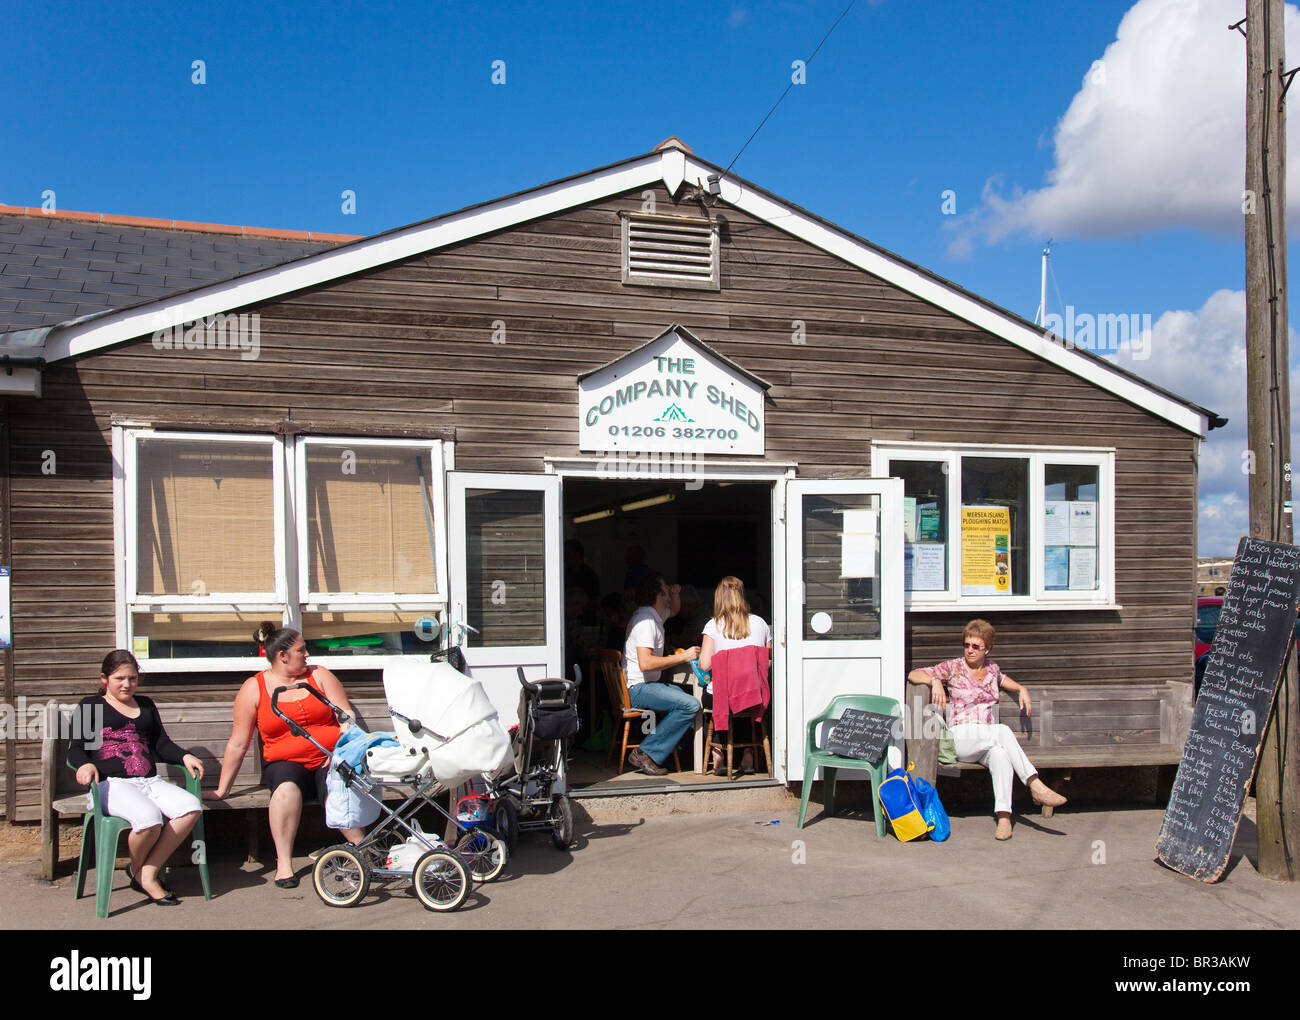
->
[1069, 501, 1096, 546]
[905, 543, 946, 591]
[1043, 501, 1070, 545]
[1068, 546, 1097, 590]
[840, 509, 878, 578]
[1044, 546, 1069, 590]
[961, 506, 1011, 595]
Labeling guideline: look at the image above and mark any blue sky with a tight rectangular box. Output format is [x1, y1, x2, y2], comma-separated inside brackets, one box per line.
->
[2, 0, 1290, 555]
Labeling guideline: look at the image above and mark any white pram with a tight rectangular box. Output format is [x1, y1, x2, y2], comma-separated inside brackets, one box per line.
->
[286, 645, 512, 913]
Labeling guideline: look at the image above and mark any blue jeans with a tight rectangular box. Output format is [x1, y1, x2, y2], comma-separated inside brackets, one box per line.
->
[627, 681, 700, 765]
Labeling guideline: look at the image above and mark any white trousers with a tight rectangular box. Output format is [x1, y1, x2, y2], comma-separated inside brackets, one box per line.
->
[951, 723, 1038, 814]
[90, 776, 202, 833]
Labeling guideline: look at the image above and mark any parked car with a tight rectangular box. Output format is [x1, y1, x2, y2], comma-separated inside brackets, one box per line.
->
[1195, 596, 1223, 660]
[1194, 594, 1300, 697]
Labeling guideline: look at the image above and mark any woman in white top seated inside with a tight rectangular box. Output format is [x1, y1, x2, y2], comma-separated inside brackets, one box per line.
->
[699, 576, 772, 776]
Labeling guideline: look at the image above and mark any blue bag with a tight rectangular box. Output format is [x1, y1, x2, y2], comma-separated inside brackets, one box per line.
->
[911, 774, 950, 842]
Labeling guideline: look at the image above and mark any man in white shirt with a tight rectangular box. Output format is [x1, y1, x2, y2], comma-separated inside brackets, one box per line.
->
[623, 572, 701, 776]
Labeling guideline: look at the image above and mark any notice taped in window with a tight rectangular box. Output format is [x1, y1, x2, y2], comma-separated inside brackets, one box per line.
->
[960, 506, 1011, 595]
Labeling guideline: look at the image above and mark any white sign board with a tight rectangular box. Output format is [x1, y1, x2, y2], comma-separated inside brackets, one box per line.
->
[0, 566, 9, 648]
[579, 329, 765, 454]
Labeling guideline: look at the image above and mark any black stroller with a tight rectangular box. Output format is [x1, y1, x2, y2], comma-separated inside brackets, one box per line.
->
[485, 667, 580, 850]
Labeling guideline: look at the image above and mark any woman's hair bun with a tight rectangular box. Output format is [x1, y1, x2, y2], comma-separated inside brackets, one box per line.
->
[254, 622, 302, 663]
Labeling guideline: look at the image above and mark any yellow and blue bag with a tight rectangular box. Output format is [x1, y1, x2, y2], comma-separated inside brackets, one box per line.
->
[877, 763, 934, 842]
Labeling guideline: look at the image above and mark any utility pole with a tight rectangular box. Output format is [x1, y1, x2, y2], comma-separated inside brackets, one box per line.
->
[1244, 0, 1298, 881]
[1034, 243, 1051, 325]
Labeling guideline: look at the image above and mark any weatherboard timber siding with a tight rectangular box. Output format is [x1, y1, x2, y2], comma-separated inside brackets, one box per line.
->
[0, 186, 1197, 817]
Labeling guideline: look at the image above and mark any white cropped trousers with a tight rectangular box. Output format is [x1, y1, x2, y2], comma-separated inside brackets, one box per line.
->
[90, 775, 202, 832]
[950, 723, 1038, 814]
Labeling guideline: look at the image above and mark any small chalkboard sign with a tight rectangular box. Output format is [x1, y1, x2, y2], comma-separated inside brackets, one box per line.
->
[1156, 537, 1300, 882]
[824, 708, 895, 763]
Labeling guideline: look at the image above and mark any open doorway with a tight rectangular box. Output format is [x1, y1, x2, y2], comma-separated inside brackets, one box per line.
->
[561, 479, 774, 789]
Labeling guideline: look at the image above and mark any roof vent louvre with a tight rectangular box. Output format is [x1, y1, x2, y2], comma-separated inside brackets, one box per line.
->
[621, 213, 719, 289]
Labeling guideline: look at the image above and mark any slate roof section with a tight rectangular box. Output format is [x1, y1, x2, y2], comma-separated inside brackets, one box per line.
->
[0, 208, 358, 333]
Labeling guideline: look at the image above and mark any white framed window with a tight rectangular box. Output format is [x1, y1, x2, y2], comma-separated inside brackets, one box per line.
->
[873, 441, 1116, 611]
[117, 427, 449, 672]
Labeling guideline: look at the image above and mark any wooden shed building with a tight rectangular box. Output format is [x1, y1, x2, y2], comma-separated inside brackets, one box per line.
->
[0, 139, 1216, 820]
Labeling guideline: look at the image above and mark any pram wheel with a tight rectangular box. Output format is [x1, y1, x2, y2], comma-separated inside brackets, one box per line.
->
[312, 844, 370, 908]
[411, 849, 470, 912]
[456, 827, 508, 882]
[551, 794, 573, 850]
[493, 798, 519, 850]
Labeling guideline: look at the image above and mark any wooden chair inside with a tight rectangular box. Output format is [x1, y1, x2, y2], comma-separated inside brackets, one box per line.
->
[704, 708, 771, 778]
[594, 649, 682, 775]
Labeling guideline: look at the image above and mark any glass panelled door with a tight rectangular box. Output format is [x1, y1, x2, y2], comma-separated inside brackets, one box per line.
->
[784, 479, 903, 781]
[448, 473, 562, 723]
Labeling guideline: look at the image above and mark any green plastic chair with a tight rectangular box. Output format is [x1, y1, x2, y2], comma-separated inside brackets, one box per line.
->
[797, 694, 902, 836]
[74, 766, 211, 918]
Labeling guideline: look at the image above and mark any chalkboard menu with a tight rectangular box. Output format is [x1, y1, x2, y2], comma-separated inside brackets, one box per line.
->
[824, 708, 896, 763]
[1156, 537, 1300, 882]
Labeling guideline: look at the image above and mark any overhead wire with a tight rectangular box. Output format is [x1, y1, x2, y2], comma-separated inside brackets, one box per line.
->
[715, 0, 858, 188]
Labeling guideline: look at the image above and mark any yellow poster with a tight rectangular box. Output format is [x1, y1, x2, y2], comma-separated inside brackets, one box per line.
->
[961, 506, 1011, 594]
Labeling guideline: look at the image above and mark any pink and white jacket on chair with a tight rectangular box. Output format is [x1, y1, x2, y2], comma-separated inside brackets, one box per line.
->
[710, 644, 770, 731]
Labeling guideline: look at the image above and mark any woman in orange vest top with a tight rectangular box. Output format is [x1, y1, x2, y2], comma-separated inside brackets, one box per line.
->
[207, 622, 366, 887]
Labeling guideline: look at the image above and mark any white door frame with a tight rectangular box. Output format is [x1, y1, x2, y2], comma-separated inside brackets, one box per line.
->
[549, 457, 795, 775]
[447, 472, 563, 718]
[784, 478, 904, 782]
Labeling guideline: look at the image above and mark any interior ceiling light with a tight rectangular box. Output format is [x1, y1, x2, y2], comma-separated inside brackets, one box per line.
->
[620, 492, 677, 513]
[572, 507, 617, 524]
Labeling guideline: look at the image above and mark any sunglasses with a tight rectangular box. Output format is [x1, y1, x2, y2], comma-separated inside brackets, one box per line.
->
[963, 641, 985, 650]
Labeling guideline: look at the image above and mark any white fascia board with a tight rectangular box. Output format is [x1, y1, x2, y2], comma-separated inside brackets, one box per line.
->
[44, 156, 673, 364]
[38, 146, 1204, 437]
[0, 368, 41, 396]
[688, 159, 1207, 438]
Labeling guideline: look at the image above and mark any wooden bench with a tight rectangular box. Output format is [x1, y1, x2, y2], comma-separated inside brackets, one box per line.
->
[903, 679, 1193, 814]
[40, 696, 394, 881]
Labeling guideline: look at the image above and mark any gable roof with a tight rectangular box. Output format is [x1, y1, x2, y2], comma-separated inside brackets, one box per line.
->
[0, 147, 1212, 436]
[578, 324, 773, 391]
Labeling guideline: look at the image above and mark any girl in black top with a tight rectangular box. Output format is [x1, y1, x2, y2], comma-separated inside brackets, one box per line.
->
[68, 650, 204, 905]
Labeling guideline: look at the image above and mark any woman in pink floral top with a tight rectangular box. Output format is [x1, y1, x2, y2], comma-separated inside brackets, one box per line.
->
[907, 619, 1066, 840]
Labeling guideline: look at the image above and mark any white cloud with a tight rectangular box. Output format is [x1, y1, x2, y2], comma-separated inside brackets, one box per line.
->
[1107, 289, 1300, 555]
[948, 0, 1300, 250]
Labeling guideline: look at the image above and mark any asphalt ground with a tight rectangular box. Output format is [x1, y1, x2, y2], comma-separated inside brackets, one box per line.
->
[3, 799, 1297, 932]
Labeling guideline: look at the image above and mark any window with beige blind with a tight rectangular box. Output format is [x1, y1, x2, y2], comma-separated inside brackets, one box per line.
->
[301, 441, 440, 597]
[134, 436, 279, 597]
[122, 429, 448, 669]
